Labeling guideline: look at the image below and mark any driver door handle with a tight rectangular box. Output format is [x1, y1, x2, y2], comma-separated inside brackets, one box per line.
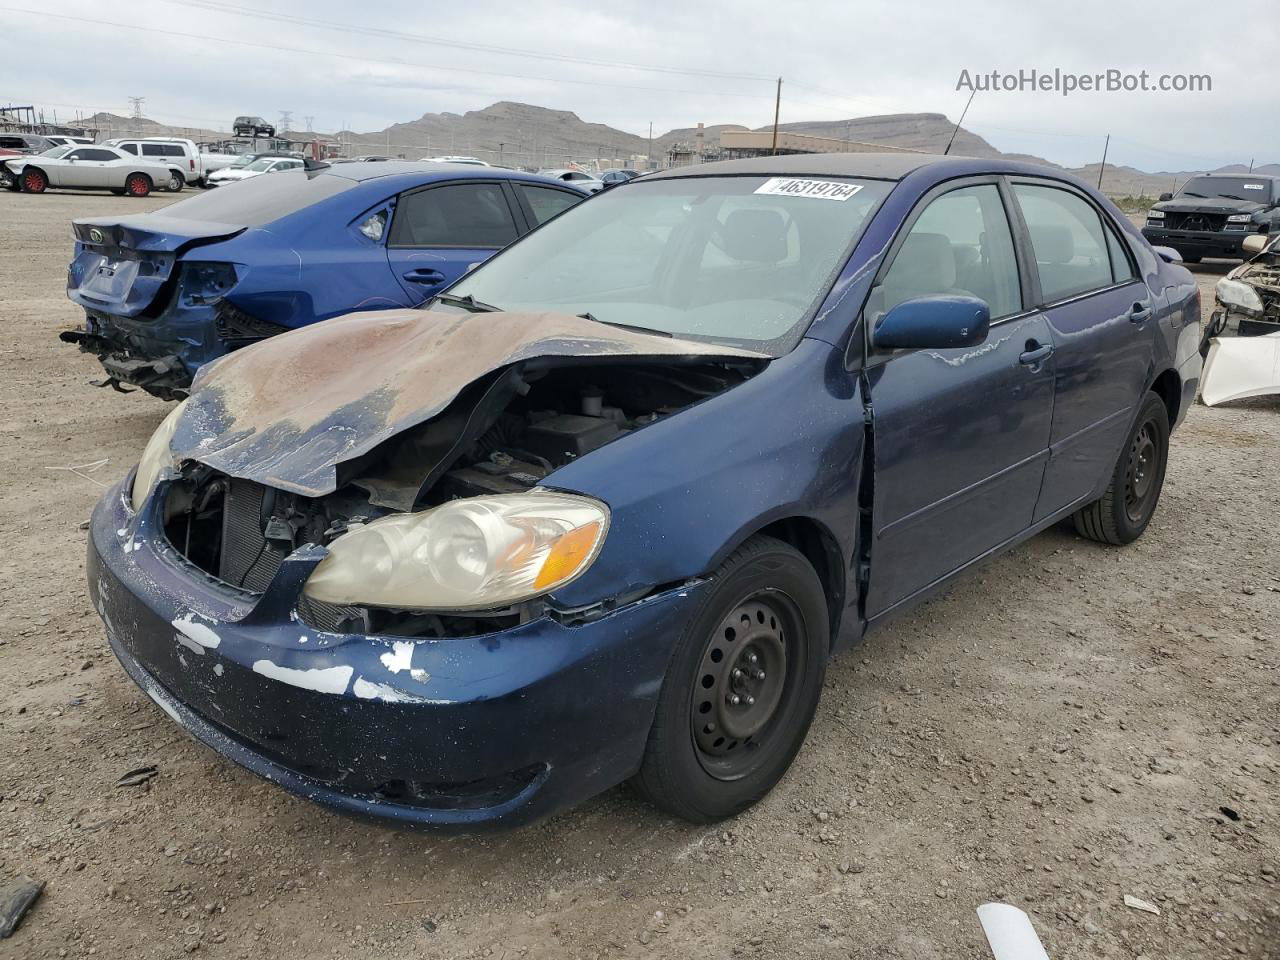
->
[1129, 302, 1153, 326]
[1019, 341, 1054, 367]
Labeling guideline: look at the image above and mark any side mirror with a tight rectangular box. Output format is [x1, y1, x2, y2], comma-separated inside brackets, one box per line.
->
[1159, 192, 1173, 202]
[873, 295, 991, 351]
[1242, 234, 1270, 256]
[1153, 245, 1183, 264]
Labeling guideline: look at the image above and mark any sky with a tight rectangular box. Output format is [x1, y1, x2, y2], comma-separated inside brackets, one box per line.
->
[3, 0, 1277, 173]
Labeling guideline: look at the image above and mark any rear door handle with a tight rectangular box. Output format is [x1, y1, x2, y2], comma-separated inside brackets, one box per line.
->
[1129, 302, 1153, 325]
[403, 268, 446, 286]
[1019, 342, 1054, 367]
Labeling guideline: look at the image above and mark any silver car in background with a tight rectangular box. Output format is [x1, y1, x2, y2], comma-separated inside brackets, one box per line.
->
[1, 145, 184, 196]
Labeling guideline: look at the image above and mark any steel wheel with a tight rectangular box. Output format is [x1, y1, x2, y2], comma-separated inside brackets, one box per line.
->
[167, 172, 184, 191]
[1123, 420, 1159, 524]
[690, 592, 804, 781]
[22, 169, 46, 193]
[126, 173, 151, 197]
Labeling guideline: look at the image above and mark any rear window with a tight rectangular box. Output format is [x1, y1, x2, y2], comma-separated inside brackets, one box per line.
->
[158, 169, 355, 226]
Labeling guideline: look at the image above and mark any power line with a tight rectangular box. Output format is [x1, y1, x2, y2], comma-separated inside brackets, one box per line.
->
[152, 0, 773, 82]
[0, 8, 775, 103]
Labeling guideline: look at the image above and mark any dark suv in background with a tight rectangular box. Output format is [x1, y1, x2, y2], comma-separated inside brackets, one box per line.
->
[232, 116, 275, 138]
[1142, 174, 1280, 262]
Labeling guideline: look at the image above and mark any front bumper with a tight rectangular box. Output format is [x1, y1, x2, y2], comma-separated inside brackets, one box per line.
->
[1141, 226, 1258, 258]
[88, 478, 700, 830]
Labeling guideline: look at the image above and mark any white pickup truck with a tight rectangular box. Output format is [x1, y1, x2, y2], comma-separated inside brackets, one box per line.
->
[101, 137, 239, 188]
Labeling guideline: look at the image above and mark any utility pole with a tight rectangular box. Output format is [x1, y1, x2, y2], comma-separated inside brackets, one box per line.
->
[279, 111, 293, 137]
[498, 142, 504, 165]
[128, 96, 145, 120]
[648, 122, 653, 169]
[1096, 134, 1110, 190]
[304, 115, 314, 133]
[770, 77, 782, 155]
[1248, 157, 1255, 172]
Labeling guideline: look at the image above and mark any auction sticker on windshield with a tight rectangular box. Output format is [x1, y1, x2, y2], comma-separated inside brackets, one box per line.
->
[754, 178, 864, 201]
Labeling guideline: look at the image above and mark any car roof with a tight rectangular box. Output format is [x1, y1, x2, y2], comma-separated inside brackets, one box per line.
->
[647, 153, 955, 182]
[1189, 173, 1280, 181]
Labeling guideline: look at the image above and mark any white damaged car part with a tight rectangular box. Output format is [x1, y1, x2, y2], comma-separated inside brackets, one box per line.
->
[1200, 330, 1280, 406]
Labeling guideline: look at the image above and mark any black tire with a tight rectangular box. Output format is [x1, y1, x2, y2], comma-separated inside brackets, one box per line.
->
[21, 167, 47, 193]
[110, 187, 125, 196]
[1181, 255, 1203, 264]
[125, 173, 152, 198]
[1072, 391, 1170, 545]
[167, 170, 184, 192]
[632, 535, 829, 822]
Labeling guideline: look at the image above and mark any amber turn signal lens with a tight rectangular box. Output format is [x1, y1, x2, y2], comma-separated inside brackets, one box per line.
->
[534, 520, 603, 590]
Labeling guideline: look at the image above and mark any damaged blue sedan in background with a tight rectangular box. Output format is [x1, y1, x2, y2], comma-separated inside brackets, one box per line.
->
[88, 153, 1202, 830]
[62, 161, 587, 398]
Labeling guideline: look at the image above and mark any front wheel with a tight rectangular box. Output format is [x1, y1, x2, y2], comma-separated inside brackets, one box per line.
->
[1072, 391, 1170, 545]
[125, 173, 152, 197]
[21, 168, 47, 193]
[632, 535, 829, 822]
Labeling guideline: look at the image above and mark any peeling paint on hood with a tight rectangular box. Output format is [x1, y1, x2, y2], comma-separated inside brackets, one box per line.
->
[170, 308, 766, 497]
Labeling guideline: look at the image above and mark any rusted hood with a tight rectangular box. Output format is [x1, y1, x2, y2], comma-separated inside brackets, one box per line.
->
[171, 308, 766, 496]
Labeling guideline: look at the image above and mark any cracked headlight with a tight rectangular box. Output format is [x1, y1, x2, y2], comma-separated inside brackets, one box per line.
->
[1216, 278, 1264, 315]
[131, 400, 186, 511]
[303, 491, 609, 610]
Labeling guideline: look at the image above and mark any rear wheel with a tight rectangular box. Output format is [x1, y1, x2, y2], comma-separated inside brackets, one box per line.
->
[632, 535, 829, 822]
[1181, 254, 1203, 264]
[125, 173, 152, 197]
[1072, 392, 1170, 545]
[167, 170, 184, 192]
[21, 168, 47, 193]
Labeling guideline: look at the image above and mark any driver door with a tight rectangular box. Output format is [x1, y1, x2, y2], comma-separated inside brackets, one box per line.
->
[863, 178, 1056, 619]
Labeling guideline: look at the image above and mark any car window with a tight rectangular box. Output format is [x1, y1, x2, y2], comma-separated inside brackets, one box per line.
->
[81, 149, 118, 161]
[1105, 226, 1136, 284]
[390, 182, 519, 247]
[164, 145, 185, 157]
[119, 143, 138, 155]
[875, 183, 1022, 321]
[518, 184, 582, 225]
[141, 144, 165, 157]
[1013, 183, 1115, 302]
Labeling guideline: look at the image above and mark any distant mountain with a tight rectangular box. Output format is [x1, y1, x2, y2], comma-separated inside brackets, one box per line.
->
[77, 101, 1275, 198]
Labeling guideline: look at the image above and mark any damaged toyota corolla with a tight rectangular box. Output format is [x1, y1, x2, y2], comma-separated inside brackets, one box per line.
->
[88, 154, 1202, 830]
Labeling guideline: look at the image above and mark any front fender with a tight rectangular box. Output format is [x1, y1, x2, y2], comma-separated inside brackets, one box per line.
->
[546, 338, 864, 612]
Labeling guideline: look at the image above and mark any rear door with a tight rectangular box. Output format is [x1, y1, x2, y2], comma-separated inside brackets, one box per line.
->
[864, 178, 1056, 619]
[1008, 180, 1154, 520]
[385, 179, 523, 301]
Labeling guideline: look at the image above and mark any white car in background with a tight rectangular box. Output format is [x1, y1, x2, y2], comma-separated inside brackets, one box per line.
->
[103, 137, 239, 187]
[205, 154, 304, 186]
[1, 144, 184, 196]
[537, 167, 605, 193]
[422, 155, 490, 166]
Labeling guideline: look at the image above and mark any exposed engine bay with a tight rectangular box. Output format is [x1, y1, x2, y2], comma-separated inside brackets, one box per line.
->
[160, 358, 762, 635]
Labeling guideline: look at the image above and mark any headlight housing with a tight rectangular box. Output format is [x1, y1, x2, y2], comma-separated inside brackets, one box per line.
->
[303, 491, 609, 611]
[1226, 214, 1252, 223]
[131, 400, 186, 511]
[1216, 278, 1264, 315]
[1146, 209, 1165, 219]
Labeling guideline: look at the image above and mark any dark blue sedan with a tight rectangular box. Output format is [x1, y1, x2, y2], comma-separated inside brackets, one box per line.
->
[61, 162, 587, 398]
[87, 153, 1202, 830]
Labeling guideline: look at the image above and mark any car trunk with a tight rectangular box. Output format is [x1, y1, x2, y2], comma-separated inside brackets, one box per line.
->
[68, 215, 245, 317]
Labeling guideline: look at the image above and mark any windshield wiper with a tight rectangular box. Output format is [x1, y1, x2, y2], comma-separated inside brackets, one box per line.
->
[1218, 194, 1250, 202]
[1180, 191, 1206, 198]
[579, 312, 672, 338]
[434, 292, 502, 313]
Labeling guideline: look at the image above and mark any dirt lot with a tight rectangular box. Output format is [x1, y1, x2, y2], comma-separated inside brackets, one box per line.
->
[0, 190, 1276, 960]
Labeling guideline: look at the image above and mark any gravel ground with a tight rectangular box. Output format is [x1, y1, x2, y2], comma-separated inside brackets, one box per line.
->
[0, 190, 1276, 959]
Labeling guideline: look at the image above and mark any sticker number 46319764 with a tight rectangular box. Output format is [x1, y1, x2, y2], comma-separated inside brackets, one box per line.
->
[753, 178, 864, 201]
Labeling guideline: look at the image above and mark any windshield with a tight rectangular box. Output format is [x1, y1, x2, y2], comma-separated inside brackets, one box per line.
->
[443, 174, 892, 353]
[230, 154, 258, 168]
[40, 145, 73, 159]
[244, 158, 276, 172]
[1179, 177, 1274, 202]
